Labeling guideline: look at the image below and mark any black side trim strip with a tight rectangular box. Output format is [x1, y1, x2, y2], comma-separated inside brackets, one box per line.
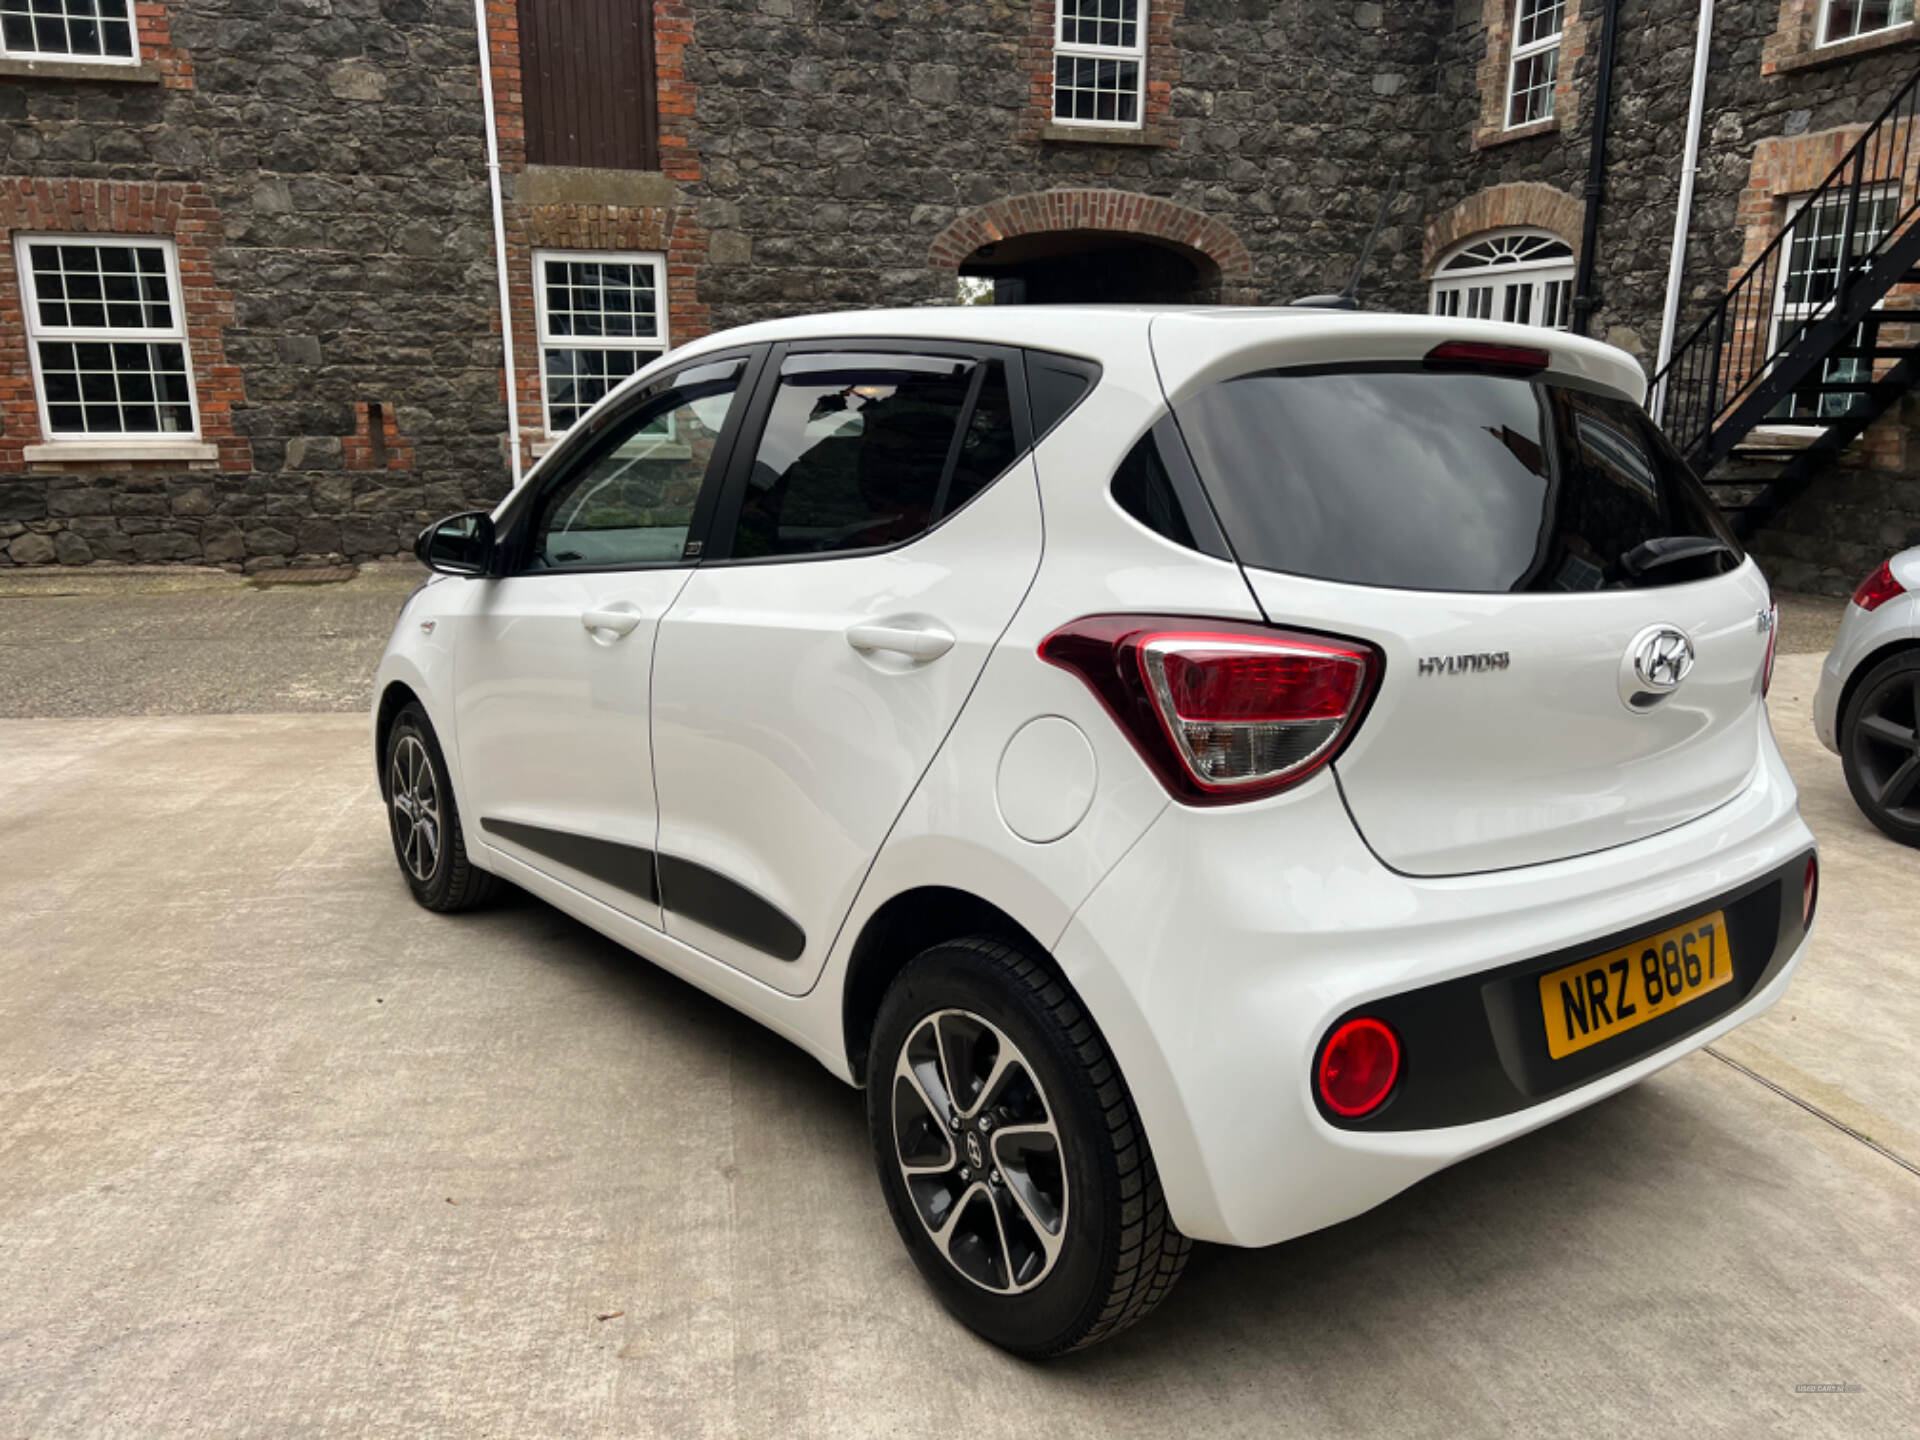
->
[657, 854, 806, 962]
[480, 818, 659, 905]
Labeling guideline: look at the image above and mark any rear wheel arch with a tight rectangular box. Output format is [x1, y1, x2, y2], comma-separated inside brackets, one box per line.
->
[1839, 636, 1920, 734]
[842, 886, 1056, 1081]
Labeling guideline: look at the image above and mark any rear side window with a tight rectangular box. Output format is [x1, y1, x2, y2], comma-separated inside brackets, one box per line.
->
[1110, 430, 1197, 550]
[1175, 368, 1741, 593]
[731, 352, 1019, 559]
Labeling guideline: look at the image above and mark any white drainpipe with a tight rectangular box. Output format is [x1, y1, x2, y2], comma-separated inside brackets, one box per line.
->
[1652, 0, 1714, 421]
[471, 0, 523, 487]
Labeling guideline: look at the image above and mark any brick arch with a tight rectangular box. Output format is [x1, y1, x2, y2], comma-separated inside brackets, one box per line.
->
[1423, 183, 1583, 276]
[929, 189, 1256, 302]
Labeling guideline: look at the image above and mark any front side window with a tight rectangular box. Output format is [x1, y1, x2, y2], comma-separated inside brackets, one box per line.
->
[535, 250, 668, 434]
[1820, 0, 1913, 44]
[1506, 0, 1564, 128]
[1769, 187, 1901, 421]
[0, 0, 138, 62]
[730, 352, 1018, 559]
[16, 236, 196, 438]
[1053, 0, 1145, 129]
[526, 358, 743, 570]
[1430, 230, 1575, 328]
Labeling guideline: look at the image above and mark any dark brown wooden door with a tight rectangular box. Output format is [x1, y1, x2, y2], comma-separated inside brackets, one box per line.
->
[519, 0, 659, 171]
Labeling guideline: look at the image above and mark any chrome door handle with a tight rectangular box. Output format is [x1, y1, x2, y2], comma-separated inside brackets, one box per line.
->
[846, 623, 955, 662]
[581, 608, 642, 637]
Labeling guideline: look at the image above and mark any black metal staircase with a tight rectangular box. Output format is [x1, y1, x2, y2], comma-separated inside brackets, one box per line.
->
[1651, 63, 1920, 535]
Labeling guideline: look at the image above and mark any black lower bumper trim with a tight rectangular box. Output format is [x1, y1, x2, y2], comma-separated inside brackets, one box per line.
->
[1315, 852, 1812, 1131]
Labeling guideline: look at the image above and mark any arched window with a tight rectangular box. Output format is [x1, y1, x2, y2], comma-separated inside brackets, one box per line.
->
[1429, 230, 1576, 329]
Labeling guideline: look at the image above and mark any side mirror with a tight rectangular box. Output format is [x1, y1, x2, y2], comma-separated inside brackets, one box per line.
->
[415, 511, 496, 576]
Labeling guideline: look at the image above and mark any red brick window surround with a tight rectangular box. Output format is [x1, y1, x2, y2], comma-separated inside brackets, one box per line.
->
[1727, 125, 1920, 465]
[1021, 0, 1181, 147]
[505, 208, 709, 451]
[1474, 0, 1586, 149]
[0, 178, 248, 473]
[484, 0, 710, 462]
[1765, 0, 1917, 73]
[0, 3, 193, 87]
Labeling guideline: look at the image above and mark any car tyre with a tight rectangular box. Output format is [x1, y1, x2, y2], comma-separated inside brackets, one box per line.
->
[867, 936, 1190, 1357]
[384, 702, 499, 911]
[1839, 649, 1920, 848]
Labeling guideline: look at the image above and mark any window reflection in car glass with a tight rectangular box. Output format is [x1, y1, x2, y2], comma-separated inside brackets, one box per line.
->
[531, 360, 743, 569]
[1176, 370, 1739, 593]
[735, 353, 983, 559]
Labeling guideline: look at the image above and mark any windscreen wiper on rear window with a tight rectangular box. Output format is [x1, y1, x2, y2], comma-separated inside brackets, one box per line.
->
[1618, 535, 1738, 581]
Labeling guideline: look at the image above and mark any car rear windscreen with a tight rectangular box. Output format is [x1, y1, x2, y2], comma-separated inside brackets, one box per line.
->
[1174, 368, 1742, 593]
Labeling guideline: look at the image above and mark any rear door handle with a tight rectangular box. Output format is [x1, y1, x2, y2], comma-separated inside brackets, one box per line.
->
[581, 608, 642, 637]
[846, 623, 955, 662]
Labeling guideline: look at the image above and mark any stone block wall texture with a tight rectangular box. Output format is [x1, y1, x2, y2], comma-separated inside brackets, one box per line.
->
[4, 0, 1920, 584]
[1, 0, 505, 570]
[683, 0, 1439, 325]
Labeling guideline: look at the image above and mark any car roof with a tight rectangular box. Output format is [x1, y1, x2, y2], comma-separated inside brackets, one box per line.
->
[667, 305, 1649, 403]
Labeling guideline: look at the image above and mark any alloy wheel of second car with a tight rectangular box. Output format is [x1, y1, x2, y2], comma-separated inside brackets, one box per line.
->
[1847, 660, 1920, 834]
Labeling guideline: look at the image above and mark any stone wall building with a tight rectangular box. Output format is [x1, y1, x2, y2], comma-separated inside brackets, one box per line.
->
[3, 0, 1919, 591]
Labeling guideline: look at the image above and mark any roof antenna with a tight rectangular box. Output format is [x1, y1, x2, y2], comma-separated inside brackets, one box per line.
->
[1290, 167, 1405, 311]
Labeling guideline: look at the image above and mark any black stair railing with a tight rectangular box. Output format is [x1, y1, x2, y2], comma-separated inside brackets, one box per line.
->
[1652, 62, 1920, 469]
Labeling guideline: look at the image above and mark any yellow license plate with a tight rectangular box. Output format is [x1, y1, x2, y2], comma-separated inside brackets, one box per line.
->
[1539, 910, 1734, 1060]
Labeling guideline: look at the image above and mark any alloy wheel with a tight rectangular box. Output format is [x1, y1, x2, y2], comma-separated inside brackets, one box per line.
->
[1851, 669, 1920, 826]
[890, 1008, 1069, 1294]
[388, 734, 442, 882]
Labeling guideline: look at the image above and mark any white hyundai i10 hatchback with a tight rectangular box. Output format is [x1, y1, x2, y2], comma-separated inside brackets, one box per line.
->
[374, 306, 1816, 1356]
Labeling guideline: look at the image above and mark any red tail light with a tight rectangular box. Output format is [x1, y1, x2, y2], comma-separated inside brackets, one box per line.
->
[1803, 853, 1819, 931]
[1762, 600, 1780, 698]
[1316, 1017, 1401, 1118]
[1851, 560, 1906, 613]
[1039, 616, 1382, 803]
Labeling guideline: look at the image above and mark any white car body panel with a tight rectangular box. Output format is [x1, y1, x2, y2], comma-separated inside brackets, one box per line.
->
[650, 448, 1044, 995]
[1147, 309, 1650, 406]
[374, 306, 1816, 1253]
[455, 566, 694, 928]
[1243, 563, 1774, 875]
[1062, 724, 1810, 1246]
[1813, 544, 1920, 752]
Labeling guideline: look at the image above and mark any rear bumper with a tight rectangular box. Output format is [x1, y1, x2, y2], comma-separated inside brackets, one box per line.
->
[1813, 650, 1843, 754]
[1057, 725, 1814, 1248]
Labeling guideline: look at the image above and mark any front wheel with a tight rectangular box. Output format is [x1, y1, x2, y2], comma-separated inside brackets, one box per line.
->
[867, 937, 1190, 1356]
[383, 702, 499, 911]
[1840, 650, 1920, 847]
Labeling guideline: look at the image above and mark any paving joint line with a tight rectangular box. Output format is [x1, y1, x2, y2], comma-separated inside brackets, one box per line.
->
[1706, 1044, 1920, 1179]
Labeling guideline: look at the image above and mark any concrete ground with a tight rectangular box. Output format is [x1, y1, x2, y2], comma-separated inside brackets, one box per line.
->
[0, 563, 422, 717]
[0, 576, 1915, 1438]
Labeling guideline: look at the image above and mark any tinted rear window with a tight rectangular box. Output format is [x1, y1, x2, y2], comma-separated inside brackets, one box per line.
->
[1175, 369, 1741, 592]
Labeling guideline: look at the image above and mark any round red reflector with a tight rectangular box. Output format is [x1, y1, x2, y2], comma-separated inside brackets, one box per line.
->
[1803, 853, 1819, 931]
[1317, 1017, 1402, 1118]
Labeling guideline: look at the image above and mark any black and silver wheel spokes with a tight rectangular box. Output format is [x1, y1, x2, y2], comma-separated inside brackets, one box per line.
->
[891, 1008, 1068, 1294]
[388, 734, 441, 882]
[1855, 674, 1920, 823]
